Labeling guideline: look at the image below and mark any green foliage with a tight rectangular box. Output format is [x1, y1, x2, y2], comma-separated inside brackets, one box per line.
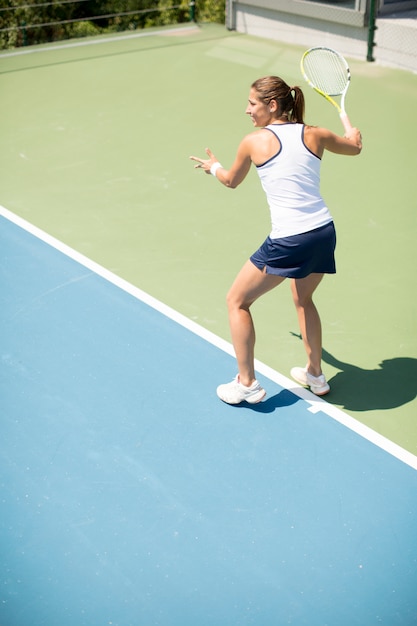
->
[196, 0, 225, 22]
[70, 20, 102, 38]
[0, 0, 226, 50]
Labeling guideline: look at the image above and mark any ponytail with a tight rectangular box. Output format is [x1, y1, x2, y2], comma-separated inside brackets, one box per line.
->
[290, 86, 305, 123]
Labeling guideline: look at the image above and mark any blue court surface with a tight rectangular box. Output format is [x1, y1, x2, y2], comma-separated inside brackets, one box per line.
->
[1, 208, 417, 626]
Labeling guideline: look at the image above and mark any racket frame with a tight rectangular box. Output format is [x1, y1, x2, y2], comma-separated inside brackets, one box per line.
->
[300, 46, 353, 133]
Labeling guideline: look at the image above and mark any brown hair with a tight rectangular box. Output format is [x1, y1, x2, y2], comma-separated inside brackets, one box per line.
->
[251, 76, 305, 123]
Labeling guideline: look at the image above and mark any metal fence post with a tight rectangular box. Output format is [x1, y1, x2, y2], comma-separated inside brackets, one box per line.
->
[367, 0, 377, 62]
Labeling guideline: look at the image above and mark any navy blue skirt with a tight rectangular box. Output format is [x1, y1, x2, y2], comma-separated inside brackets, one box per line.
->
[250, 221, 336, 278]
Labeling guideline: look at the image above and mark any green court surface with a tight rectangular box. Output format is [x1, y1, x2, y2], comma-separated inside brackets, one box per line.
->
[1, 23, 416, 454]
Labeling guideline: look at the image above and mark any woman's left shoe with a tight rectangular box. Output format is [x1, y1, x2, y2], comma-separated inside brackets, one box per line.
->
[290, 366, 330, 396]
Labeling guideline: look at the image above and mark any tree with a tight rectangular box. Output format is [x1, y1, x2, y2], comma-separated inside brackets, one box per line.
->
[0, 0, 226, 50]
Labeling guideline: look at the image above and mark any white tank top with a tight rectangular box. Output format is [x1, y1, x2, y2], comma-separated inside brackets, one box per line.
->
[256, 123, 333, 238]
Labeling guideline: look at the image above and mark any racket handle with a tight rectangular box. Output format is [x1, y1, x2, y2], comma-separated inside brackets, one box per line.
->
[340, 112, 353, 134]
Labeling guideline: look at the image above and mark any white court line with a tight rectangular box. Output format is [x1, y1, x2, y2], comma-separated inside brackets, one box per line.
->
[0, 25, 200, 58]
[2, 204, 417, 472]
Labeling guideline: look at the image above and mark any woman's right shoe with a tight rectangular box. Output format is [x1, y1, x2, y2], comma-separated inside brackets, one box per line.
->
[217, 375, 266, 404]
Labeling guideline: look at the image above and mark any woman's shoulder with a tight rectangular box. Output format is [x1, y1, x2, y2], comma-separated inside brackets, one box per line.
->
[241, 128, 274, 145]
[304, 124, 331, 136]
[240, 128, 281, 166]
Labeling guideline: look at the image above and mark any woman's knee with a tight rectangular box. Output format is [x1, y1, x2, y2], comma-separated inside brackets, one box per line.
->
[291, 274, 323, 308]
[226, 285, 253, 312]
[226, 290, 244, 311]
[292, 290, 313, 309]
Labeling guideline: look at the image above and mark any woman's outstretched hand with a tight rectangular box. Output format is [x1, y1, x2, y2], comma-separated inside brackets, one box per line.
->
[189, 148, 218, 174]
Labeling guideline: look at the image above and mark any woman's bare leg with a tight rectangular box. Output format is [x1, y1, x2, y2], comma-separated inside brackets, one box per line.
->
[226, 261, 285, 386]
[290, 273, 325, 377]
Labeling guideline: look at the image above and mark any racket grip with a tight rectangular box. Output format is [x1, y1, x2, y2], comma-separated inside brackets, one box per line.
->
[340, 112, 353, 134]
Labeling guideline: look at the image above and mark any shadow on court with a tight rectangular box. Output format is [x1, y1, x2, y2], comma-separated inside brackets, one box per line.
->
[290, 332, 417, 412]
[324, 352, 417, 412]
[227, 389, 302, 413]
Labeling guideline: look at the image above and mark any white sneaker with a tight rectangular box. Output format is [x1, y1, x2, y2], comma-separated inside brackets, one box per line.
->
[290, 366, 330, 396]
[216, 375, 266, 405]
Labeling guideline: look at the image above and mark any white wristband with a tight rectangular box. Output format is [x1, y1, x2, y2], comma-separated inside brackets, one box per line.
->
[210, 162, 223, 177]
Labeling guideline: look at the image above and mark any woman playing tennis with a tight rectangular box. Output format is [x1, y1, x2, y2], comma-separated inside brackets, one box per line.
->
[190, 75, 362, 404]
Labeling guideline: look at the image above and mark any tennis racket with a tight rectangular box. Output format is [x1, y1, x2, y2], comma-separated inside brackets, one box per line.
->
[300, 46, 353, 133]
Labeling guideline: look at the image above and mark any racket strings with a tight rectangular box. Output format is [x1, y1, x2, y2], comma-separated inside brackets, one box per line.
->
[303, 50, 349, 95]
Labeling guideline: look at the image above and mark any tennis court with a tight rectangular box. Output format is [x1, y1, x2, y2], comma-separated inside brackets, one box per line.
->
[1, 23, 417, 625]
